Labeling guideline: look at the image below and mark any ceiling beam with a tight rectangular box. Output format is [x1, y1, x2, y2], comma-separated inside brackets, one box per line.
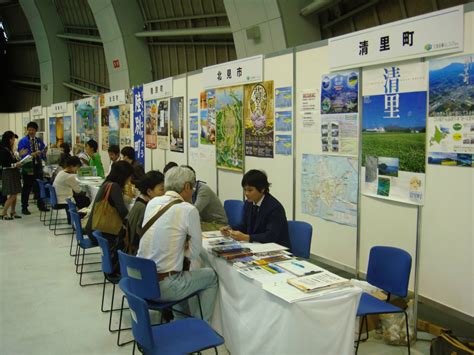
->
[322, 0, 379, 30]
[300, 0, 340, 17]
[62, 81, 98, 95]
[9, 79, 41, 87]
[145, 12, 228, 24]
[135, 26, 232, 38]
[7, 39, 35, 44]
[56, 33, 102, 44]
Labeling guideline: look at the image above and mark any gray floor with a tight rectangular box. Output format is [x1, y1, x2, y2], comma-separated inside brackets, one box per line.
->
[1, 208, 433, 355]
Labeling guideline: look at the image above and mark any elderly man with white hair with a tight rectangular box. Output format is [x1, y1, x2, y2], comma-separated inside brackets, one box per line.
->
[137, 166, 218, 322]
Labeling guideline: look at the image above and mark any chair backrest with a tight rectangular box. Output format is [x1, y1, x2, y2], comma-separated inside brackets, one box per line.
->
[36, 179, 47, 199]
[70, 210, 85, 243]
[366, 246, 412, 298]
[119, 278, 155, 351]
[93, 231, 114, 274]
[288, 220, 313, 259]
[47, 184, 58, 207]
[224, 199, 244, 227]
[118, 251, 160, 300]
[65, 198, 77, 214]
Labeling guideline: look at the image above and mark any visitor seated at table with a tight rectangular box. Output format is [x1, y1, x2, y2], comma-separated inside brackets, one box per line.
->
[163, 161, 177, 174]
[85, 161, 134, 245]
[125, 170, 164, 255]
[182, 165, 228, 231]
[221, 169, 291, 248]
[120, 146, 145, 186]
[85, 139, 104, 178]
[107, 144, 120, 176]
[53, 156, 90, 222]
[137, 166, 218, 323]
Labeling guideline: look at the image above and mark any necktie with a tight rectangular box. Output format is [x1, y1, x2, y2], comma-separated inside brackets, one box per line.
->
[251, 204, 259, 231]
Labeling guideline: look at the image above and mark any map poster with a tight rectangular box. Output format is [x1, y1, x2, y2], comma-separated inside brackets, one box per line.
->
[427, 54, 474, 167]
[275, 86, 292, 108]
[216, 85, 244, 172]
[301, 154, 358, 227]
[101, 107, 109, 150]
[145, 99, 158, 149]
[170, 96, 184, 153]
[244, 80, 274, 158]
[200, 90, 216, 145]
[119, 104, 131, 150]
[49, 116, 72, 148]
[275, 135, 292, 155]
[75, 97, 98, 151]
[157, 99, 169, 150]
[362, 61, 427, 205]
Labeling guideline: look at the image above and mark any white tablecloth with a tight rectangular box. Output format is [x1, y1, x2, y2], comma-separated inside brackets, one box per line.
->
[206, 253, 362, 355]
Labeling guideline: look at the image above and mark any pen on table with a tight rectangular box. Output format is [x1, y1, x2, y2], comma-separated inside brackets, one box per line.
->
[291, 261, 305, 268]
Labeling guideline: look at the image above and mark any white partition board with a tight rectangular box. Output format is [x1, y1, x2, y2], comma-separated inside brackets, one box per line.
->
[165, 76, 187, 167]
[187, 72, 217, 192]
[8, 113, 15, 132]
[0, 113, 9, 132]
[295, 44, 357, 270]
[244, 52, 294, 217]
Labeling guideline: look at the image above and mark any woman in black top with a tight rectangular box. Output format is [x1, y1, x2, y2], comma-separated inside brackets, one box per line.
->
[0, 131, 25, 220]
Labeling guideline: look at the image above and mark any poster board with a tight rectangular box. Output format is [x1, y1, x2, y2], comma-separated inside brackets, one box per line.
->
[165, 75, 187, 167]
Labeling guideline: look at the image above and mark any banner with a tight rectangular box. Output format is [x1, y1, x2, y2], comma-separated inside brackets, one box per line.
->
[133, 85, 145, 165]
[170, 96, 184, 152]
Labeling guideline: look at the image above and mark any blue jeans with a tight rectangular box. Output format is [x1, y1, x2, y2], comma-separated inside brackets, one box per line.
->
[158, 267, 218, 323]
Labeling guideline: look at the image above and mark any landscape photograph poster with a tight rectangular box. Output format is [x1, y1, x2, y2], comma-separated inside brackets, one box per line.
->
[320, 71, 359, 156]
[244, 80, 274, 158]
[119, 104, 131, 150]
[215, 85, 244, 172]
[427, 54, 474, 167]
[49, 116, 72, 148]
[157, 99, 170, 150]
[275, 86, 292, 108]
[75, 97, 98, 150]
[275, 134, 292, 155]
[145, 99, 158, 149]
[170, 96, 184, 153]
[108, 106, 120, 148]
[362, 61, 427, 205]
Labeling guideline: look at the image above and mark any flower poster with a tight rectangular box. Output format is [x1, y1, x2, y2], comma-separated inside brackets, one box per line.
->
[244, 80, 274, 158]
[170, 96, 184, 152]
[216, 85, 244, 172]
[157, 99, 169, 150]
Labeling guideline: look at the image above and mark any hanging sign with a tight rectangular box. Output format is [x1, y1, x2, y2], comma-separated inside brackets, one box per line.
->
[203, 55, 263, 89]
[133, 85, 145, 165]
[104, 90, 127, 107]
[31, 106, 42, 116]
[51, 102, 68, 115]
[329, 5, 463, 70]
[74, 96, 96, 107]
[143, 78, 173, 101]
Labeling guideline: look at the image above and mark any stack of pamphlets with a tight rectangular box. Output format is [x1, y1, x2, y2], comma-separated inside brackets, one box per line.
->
[287, 270, 349, 293]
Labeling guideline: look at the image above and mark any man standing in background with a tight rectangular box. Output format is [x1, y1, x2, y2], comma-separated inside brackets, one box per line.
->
[18, 121, 48, 215]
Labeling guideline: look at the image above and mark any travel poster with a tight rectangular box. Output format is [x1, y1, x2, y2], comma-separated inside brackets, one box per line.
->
[189, 98, 198, 114]
[108, 106, 120, 148]
[200, 90, 216, 145]
[145, 99, 158, 149]
[275, 135, 292, 155]
[275, 86, 292, 108]
[190, 133, 198, 148]
[170, 96, 184, 153]
[49, 116, 72, 148]
[275, 111, 292, 131]
[189, 115, 198, 131]
[362, 61, 427, 205]
[244, 80, 274, 158]
[101, 107, 109, 150]
[215, 85, 244, 172]
[157, 99, 169, 150]
[119, 104, 131, 150]
[427, 54, 474, 167]
[75, 98, 98, 151]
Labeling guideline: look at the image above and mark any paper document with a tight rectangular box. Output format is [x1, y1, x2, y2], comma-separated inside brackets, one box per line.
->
[202, 231, 223, 238]
[287, 270, 349, 293]
[275, 260, 324, 276]
[241, 242, 288, 253]
[19, 155, 32, 164]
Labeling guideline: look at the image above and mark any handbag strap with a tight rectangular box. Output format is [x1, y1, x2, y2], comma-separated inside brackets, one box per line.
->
[139, 199, 183, 237]
[103, 182, 113, 201]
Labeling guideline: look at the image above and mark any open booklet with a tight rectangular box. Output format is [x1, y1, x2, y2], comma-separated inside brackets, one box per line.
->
[19, 155, 32, 164]
[287, 270, 349, 293]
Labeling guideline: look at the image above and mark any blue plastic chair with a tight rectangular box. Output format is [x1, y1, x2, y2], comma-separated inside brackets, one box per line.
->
[287, 220, 313, 259]
[65, 198, 78, 256]
[47, 184, 71, 235]
[117, 251, 204, 346]
[119, 278, 224, 355]
[36, 179, 50, 225]
[223, 199, 244, 227]
[70, 210, 102, 286]
[93, 231, 125, 334]
[355, 246, 412, 354]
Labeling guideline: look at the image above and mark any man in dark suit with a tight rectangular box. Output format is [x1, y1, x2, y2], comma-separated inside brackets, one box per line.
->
[221, 169, 291, 248]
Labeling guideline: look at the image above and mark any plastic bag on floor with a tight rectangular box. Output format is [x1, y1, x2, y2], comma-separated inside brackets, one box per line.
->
[380, 299, 415, 346]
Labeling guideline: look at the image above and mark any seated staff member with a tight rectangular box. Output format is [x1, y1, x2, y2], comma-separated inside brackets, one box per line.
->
[107, 144, 120, 175]
[137, 166, 218, 323]
[85, 139, 104, 178]
[182, 165, 228, 230]
[121, 146, 145, 186]
[221, 169, 291, 248]
[85, 161, 134, 245]
[126, 170, 164, 255]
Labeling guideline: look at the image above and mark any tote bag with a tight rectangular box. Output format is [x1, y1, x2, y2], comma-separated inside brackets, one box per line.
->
[92, 183, 122, 235]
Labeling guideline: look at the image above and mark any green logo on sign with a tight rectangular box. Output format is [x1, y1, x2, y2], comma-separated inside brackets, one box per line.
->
[453, 123, 462, 131]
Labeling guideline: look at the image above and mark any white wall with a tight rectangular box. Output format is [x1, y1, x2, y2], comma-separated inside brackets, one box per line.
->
[0, 113, 9, 132]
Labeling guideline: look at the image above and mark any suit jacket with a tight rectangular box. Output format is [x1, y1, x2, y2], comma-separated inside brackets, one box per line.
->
[232, 193, 290, 248]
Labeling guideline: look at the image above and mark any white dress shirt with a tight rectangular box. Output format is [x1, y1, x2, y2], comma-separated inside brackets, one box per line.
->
[53, 170, 82, 204]
[137, 191, 202, 273]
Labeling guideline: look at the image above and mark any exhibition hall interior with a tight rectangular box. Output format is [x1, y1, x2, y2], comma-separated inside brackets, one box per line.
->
[0, 0, 473, 354]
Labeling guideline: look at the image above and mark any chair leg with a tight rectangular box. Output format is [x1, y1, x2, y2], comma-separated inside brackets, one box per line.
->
[69, 231, 77, 256]
[108, 283, 117, 332]
[215, 347, 218, 355]
[355, 315, 366, 354]
[132, 341, 136, 355]
[117, 295, 133, 346]
[404, 311, 411, 355]
[101, 276, 107, 312]
[78, 248, 102, 287]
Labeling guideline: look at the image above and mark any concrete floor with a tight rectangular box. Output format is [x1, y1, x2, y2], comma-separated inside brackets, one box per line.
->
[0, 208, 433, 355]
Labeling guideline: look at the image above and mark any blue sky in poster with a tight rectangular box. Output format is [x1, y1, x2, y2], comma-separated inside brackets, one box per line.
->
[275, 87, 292, 108]
[275, 135, 292, 155]
[275, 111, 292, 131]
[362, 91, 427, 130]
[109, 107, 120, 146]
[49, 118, 56, 145]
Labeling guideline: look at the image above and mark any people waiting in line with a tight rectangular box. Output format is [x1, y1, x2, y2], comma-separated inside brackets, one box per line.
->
[221, 169, 291, 248]
[163, 161, 178, 174]
[120, 146, 145, 186]
[85, 139, 104, 178]
[53, 156, 90, 222]
[0, 131, 23, 220]
[85, 161, 134, 245]
[125, 170, 164, 255]
[106, 144, 120, 176]
[182, 165, 228, 231]
[137, 166, 218, 323]
[18, 121, 49, 215]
